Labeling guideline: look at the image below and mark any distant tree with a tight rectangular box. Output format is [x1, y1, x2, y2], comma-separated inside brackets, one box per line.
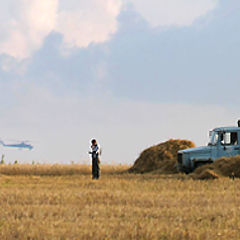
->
[14, 160, 18, 164]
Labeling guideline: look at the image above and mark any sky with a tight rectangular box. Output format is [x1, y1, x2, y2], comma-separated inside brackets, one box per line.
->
[0, 0, 240, 164]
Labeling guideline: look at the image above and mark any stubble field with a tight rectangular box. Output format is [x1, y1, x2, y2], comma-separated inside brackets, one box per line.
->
[0, 164, 240, 240]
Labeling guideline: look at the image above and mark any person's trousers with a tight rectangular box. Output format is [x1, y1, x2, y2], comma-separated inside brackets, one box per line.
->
[92, 158, 100, 179]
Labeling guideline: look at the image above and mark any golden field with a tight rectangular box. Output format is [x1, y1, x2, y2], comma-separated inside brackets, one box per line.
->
[0, 164, 240, 240]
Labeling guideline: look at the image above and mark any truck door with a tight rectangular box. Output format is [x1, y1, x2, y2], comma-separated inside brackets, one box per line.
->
[217, 132, 240, 158]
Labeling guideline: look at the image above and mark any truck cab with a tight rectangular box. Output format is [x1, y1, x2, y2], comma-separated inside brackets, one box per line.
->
[178, 124, 240, 173]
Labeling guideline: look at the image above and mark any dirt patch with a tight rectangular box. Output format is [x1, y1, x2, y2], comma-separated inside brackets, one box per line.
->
[129, 139, 195, 174]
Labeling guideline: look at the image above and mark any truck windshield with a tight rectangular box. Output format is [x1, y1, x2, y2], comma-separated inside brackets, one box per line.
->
[209, 131, 219, 145]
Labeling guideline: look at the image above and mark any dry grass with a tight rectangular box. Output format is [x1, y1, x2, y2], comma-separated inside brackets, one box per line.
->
[0, 165, 240, 239]
[130, 139, 195, 174]
[0, 164, 128, 176]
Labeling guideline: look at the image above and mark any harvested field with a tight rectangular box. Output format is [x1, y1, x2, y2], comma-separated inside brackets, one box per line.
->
[129, 139, 195, 174]
[0, 164, 127, 176]
[0, 165, 240, 240]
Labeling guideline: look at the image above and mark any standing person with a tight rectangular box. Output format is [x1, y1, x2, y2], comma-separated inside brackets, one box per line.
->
[89, 139, 101, 179]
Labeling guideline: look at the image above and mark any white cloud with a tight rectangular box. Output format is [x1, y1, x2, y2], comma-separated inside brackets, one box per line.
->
[0, 0, 122, 60]
[128, 0, 218, 27]
[0, 0, 58, 59]
[0, 0, 218, 61]
[56, 0, 122, 49]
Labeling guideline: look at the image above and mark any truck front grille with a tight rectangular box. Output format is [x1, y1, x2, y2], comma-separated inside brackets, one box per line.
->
[178, 153, 183, 164]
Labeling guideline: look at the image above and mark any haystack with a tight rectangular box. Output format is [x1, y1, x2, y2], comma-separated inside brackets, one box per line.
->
[129, 139, 195, 174]
[193, 169, 219, 180]
[213, 156, 240, 177]
[191, 155, 240, 180]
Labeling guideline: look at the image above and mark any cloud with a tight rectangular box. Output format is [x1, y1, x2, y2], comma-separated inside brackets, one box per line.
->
[0, 0, 122, 60]
[0, 0, 218, 61]
[0, 0, 58, 59]
[128, 0, 218, 27]
[56, 0, 122, 49]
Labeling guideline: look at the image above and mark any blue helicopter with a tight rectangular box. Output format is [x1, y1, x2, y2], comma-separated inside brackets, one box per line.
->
[0, 140, 33, 150]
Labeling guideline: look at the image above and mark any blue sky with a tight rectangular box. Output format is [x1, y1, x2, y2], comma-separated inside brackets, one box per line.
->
[0, 0, 239, 164]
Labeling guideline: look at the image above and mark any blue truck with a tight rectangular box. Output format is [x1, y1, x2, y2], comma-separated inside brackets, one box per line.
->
[178, 121, 240, 173]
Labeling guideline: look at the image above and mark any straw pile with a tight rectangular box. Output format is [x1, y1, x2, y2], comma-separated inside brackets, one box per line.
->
[129, 139, 195, 174]
[191, 155, 240, 180]
[193, 169, 219, 180]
